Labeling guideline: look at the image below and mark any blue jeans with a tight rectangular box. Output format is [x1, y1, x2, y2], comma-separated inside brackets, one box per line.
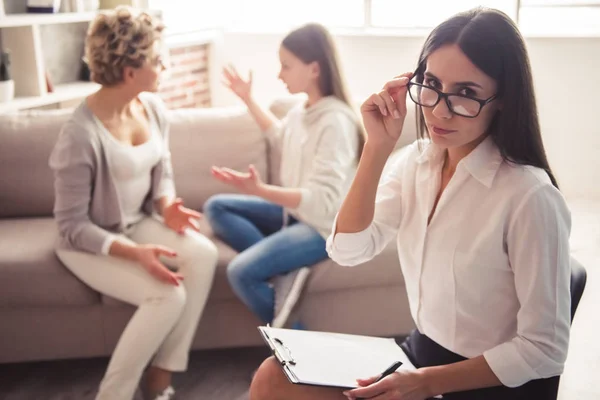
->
[204, 194, 328, 323]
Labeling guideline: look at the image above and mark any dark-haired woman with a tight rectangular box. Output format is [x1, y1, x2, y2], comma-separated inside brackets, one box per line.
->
[250, 8, 570, 400]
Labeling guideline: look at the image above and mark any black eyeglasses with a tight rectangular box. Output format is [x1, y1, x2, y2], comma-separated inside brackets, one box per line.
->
[407, 81, 497, 118]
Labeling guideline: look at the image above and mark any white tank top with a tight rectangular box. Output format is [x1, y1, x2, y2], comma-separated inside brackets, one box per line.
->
[97, 117, 162, 227]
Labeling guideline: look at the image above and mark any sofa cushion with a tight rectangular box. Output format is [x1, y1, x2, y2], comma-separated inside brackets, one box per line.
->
[167, 107, 269, 213]
[103, 218, 404, 307]
[306, 244, 404, 294]
[0, 218, 100, 307]
[0, 109, 72, 218]
[195, 220, 405, 299]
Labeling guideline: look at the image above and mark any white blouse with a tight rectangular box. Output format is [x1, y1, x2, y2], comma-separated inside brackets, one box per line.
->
[326, 136, 572, 388]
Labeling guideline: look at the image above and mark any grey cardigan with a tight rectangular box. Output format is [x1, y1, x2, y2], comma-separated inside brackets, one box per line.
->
[49, 93, 175, 254]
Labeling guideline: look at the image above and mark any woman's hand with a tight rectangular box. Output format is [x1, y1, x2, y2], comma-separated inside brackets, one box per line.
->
[342, 369, 432, 400]
[135, 244, 184, 286]
[211, 164, 263, 196]
[361, 72, 413, 152]
[222, 64, 252, 103]
[163, 198, 202, 235]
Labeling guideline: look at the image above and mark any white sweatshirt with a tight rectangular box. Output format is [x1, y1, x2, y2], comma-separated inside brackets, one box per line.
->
[265, 96, 360, 238]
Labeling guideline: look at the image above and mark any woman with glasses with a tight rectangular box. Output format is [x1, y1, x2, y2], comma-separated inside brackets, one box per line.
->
[249, 7, 570, 400]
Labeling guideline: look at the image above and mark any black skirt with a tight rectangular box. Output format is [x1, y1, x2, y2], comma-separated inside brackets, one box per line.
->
[398, 330, 559, 400]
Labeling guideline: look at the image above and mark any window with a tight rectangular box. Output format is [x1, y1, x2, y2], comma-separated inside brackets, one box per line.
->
[518, 0, 600, 35]
[148, 0, 600, 36]
[147, 0, 230, 35]
[370, 0, 517, 29]
[227, 0, 365, 30]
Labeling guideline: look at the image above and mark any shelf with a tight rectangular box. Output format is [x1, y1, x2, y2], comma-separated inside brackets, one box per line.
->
[0, 81, 99, 113]
[0, 9, 163, 29]
[0, 12, 98, 28]
[0, 9, 163, 113]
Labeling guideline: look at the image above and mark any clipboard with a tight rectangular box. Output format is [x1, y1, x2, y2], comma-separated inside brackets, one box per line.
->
[258, 326, 415, 390]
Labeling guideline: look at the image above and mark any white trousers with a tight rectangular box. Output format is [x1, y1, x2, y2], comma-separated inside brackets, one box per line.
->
[56, 217, 218, 400]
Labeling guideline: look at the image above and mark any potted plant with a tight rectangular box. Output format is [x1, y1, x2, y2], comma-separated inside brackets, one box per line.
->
[0, 50, 14, 103]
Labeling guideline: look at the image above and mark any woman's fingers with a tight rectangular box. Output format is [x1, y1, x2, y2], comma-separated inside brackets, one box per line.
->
[185, 209, 202, 218]
[363, 92, 389, 117]
[383, 77, 411, 116]
[154, 245, 177, 258]
[151, 261, 179, 286]
[166, 271, 181, 286]
[211, 168, 226, 181]
[173, 272, 185, 281]
[221, 78, 233, 89]
[220, 170, 237, 181]
[211, 166, 251, 188]
[383, 74, 412, 93]
[161, 265, 184, 286]
[182, 207, 202, 219]
[186, 217, 201, 232]
[220, 167, 247, 179]
[248, 164, 258, 178]
[382, 76, 410, 95]
[228, 64, 240, 78]
[356, 375, 379, 387]
[379, 90, 399, 119]
[222, 66, 234, 82]
[343, 379, 387, 399]
[211, 167, 233, 182]
[392, 71, 414, 80]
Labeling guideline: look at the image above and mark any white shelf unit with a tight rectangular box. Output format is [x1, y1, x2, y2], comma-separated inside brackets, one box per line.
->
[0, 12, 98, 113]
[0, 12, 97, 28]
[0, 80, 100, 113]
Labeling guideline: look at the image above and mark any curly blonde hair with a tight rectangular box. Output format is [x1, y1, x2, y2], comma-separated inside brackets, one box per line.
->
[84, 6, 164, 86]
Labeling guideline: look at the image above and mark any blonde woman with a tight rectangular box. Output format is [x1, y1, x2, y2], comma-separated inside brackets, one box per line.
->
[49, 7, 217, 400]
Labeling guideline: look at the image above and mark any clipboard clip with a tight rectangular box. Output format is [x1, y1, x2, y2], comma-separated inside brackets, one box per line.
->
[274, 337, 297, 366]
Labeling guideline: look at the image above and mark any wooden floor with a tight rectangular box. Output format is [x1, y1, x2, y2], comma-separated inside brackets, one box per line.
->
[0, 346, 270, 400]
[0, 200, 597, 400]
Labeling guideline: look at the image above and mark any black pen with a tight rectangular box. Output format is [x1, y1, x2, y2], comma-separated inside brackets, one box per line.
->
[353, 361, 403, 400]
[374, 361, 403, 383]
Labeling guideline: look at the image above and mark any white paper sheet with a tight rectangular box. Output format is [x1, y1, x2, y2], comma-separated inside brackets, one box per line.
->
[260, 327, 415, 389]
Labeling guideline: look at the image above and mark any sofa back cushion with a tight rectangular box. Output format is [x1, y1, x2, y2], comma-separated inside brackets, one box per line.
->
[0, 105, 268, 218]
[167, 106, 268, 212]
[0, 94, 418, 218]
[0, 109, 71, 218]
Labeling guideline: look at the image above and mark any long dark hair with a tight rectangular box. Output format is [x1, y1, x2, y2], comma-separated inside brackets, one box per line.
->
[414, 8, 558, 188]
[282, 23, 365, 160]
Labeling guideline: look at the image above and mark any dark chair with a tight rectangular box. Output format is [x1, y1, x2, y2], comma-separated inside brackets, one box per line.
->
[546, 256, 588, 399]
[569, 256, 587, 321]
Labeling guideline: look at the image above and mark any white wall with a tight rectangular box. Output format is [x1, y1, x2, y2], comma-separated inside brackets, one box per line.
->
[212, 32, 600, 200]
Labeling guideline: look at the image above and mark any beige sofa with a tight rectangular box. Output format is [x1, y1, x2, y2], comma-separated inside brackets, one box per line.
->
[0, 97, 417, 364]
